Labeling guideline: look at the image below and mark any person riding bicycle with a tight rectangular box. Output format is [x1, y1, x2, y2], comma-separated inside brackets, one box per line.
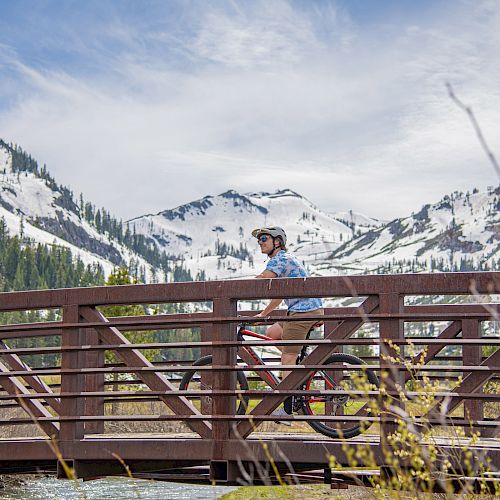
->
[252, 226, 324, 417]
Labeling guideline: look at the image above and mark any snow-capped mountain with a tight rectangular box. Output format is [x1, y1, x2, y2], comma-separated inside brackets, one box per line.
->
[127, 189, 382, 280]
[0, 140, 151, 277]
[319, 187, 500, 274]
[1, 138, 498, 283]
[128, 185, 499, 279]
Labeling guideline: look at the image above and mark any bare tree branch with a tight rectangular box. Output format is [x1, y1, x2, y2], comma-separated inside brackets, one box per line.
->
[446, 82, 500, 179]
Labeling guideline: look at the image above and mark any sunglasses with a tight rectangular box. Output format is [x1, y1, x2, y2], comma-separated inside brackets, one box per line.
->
[258, 235, 270, 243]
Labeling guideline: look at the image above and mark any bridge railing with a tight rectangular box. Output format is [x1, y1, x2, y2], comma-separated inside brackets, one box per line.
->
[0, 272, 498, 474]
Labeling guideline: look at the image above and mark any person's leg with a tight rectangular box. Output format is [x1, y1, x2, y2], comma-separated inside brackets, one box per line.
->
[265, 322, 283, 350]
[280, 310, 324, 413]
[266, 322, 296, 377]
[281, 352, 297, 379]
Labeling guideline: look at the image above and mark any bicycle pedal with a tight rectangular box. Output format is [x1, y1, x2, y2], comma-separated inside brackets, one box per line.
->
[292, 397, 303, 412]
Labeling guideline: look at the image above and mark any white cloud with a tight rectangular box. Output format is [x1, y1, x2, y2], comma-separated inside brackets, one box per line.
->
[0, 0, 499, 221]
[191, 1, 325, 69]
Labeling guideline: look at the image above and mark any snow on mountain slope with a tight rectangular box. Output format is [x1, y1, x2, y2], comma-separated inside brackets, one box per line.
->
[323, 187, 500, 273]
[2, 139, 496, 283]
[0, 204, 115, 274]
[128, 188, 381, 279]
[333, 210, 386, 230]
[0, 141, 151, 277]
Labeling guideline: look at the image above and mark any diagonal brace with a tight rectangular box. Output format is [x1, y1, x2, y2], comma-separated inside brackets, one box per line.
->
[405, 321, 462, 383]
[427, 347, 500, 418]
[0, 340, 61, 414]
[0, 359, 59, 438]
[79, 307, 212, 439]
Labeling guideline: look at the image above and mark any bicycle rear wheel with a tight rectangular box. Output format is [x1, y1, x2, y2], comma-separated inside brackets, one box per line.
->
[301, 353, 379, 439]
[179, 355, 249, 416]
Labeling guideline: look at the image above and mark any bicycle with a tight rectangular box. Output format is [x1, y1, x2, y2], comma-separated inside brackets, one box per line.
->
[180, 322, 379, 439]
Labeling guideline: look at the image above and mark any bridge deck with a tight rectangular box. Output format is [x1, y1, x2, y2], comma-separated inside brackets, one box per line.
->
[0, 432, 498, 466]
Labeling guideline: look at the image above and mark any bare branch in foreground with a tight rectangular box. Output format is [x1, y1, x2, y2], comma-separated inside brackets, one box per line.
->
[446, 82, 500, 179]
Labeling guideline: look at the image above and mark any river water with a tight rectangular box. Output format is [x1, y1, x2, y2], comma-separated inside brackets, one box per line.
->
[0, 477, 238, 499]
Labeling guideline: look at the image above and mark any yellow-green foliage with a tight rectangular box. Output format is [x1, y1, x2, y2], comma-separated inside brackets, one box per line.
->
[326, 340, 499, 498]
[219, 484, 337, 499]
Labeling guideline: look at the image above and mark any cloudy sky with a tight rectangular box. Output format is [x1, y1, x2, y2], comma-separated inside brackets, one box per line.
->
[0, 0, 499, 220]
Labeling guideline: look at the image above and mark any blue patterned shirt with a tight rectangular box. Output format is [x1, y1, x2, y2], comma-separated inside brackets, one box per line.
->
[265, 251, 323, 312]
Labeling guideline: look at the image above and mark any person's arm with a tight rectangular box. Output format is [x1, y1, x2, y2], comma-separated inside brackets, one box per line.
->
[256, 298, 283, 317]
[256, 270, 277, 279]
[255, 269, 283, 316]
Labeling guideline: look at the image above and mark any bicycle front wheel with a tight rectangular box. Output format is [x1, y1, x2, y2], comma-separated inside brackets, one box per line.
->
[301, 353, 379, 439]
[179, 355, 250, 416]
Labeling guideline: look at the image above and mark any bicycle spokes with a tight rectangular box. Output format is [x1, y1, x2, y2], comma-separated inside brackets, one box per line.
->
[301, 356, 379, 438]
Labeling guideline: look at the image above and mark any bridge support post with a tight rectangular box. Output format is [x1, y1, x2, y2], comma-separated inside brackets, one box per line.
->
[324, 315, 341, 427]
[379, 293, 404, 451]
[210, 297, 239, 483]
[462, 319, 483, 436]
[58, 305, 86, 473]
[83, 327, 105, 435]
[200, 324, 213, 415]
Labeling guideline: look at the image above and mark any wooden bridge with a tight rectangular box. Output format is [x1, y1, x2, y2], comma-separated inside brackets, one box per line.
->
[0, 272, 498, 487]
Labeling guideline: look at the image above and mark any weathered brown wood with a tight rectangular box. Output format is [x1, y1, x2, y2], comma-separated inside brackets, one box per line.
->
[82, 327, 104, 434]
[0, 273, 498, 312]
[0, 336, 497, 358]
[79, 306, 212, 439]
[462, 319, 484, 434]
[1, 308, 498, 337]
[199, 325, 212, 414]
[0, 273, 498, 478]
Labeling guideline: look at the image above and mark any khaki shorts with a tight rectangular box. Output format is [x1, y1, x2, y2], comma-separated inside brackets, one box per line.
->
[280, 308, 324, 355]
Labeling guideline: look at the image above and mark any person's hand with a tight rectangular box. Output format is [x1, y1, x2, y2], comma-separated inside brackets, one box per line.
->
[253, 311, 268, 325]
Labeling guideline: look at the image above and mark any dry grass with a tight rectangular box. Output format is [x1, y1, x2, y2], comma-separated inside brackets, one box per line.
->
[0, 406, 46, 439]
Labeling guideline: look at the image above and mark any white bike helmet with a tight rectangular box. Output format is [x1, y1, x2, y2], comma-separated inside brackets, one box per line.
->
[252, 226, 287, 252]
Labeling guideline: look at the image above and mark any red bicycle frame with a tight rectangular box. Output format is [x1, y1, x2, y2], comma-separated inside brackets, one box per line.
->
[236, 324, 336, 403]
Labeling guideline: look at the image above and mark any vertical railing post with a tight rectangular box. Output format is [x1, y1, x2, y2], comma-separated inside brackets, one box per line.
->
[59, 305, 86, 463]
[200, 324, 212, 358]
[83, 327, 104, 435]
[210, 297, 238, 483]
[324, 311, 341, 426]
[462, 319, 483, 436]
[200, 324, 213, 415]
[378, 293, 404, 450]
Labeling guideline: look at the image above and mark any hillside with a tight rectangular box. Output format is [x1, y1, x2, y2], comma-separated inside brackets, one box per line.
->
[1, 138, 498, 285]
[0, 140, 190, 283]
[127, 188, 382, 280]
[321, 187, 500, 274]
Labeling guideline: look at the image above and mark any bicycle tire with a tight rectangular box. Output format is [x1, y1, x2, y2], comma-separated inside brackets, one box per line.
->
[300, 353, 379, 439]
[179, 355, 249, 415]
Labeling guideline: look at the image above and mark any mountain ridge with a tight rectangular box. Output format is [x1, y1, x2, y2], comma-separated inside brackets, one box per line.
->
[1, 138, 498, 284]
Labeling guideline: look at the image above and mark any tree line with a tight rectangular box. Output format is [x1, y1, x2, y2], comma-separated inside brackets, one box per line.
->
[0, 217, 105, 292]
[1, 139, 189, 276]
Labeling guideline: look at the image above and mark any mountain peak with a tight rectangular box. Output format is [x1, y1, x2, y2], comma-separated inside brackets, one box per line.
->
[270, 188, 303, 198]
[246, 188, 303, 199]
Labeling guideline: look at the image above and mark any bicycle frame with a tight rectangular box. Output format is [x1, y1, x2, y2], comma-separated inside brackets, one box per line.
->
[236, 324, 337, 403]
[236, 324, 281, 388]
